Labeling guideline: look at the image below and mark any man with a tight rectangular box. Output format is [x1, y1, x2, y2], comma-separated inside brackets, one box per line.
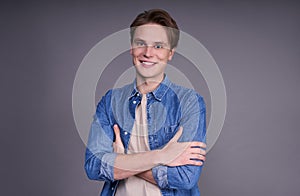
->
[85, 9, 207, 195]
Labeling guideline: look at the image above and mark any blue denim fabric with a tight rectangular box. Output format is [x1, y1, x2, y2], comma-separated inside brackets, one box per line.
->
[85, 75, 206, 196]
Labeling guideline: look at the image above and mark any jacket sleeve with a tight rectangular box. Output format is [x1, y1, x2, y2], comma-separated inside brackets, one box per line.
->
[152, 94, 206, 190]
[84, 90, 117, 182]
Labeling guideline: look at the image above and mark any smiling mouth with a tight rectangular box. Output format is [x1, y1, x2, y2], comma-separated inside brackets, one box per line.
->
[140, 60, 156, 66]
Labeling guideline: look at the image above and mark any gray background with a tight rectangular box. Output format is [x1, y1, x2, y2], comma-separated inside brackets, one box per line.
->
[1, 0, 299, 195]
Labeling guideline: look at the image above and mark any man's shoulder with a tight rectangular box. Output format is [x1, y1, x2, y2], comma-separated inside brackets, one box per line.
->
[169, 82, 203, 100]
[167, 82, 206, 115]
[111, 83, 133, 95]
[98, 83, 133, 103]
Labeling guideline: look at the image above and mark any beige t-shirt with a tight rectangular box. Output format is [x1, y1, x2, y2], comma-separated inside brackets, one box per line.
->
[115, 94, 162, 196]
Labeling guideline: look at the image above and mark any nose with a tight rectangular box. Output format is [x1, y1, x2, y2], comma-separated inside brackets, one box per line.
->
[143, 46, 154, 58]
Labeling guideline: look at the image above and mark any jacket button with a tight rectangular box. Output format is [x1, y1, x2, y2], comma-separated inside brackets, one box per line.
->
[124, 131, 128, 135]
[133, 100, 137, 104]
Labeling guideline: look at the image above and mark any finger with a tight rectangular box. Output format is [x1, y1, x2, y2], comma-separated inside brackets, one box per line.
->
[187, 159, 203, 166]
[190, 154, 206, 161]
[190, 148, 206, 156]
[113, 124, 122, 143]
[190, 141, 207, 149]
[170, 126, 183, 143]
[190, 147, 202, 154]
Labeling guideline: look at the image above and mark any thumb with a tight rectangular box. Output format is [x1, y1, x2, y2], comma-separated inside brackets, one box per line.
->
[169, 126, 183, 143]
[113, 124, 122, 143]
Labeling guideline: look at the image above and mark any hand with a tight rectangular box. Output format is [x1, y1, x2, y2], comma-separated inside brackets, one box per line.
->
[113, 124, 125, 154]
[160, 126, 206, 167]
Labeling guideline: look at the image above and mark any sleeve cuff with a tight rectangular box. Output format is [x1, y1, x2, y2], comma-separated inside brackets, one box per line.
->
[152, 165, 169, 189]
[101, 153, 117, 181]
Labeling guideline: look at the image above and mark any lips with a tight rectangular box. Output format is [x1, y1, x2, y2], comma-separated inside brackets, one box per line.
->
[139, 60, 157, 68]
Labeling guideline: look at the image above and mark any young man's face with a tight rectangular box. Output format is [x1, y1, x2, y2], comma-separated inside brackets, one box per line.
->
[130, 23, 175, 83]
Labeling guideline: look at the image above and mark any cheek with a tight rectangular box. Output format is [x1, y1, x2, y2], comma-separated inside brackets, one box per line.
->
[157, 52, 171, 62]
[131, 48, 143, 57]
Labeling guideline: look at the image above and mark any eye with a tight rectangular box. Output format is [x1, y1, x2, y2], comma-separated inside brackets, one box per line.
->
[135, 41, 146, 47]
[154, 44, 163, 49]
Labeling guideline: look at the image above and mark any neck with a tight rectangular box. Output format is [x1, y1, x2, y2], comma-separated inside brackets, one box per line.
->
[136, 75, 164, 94]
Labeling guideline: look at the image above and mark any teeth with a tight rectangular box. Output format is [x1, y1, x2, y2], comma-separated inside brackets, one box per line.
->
[142, 61, 154, 65]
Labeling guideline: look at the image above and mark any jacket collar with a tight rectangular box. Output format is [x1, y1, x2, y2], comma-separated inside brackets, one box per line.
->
[128, 74, 171, 102]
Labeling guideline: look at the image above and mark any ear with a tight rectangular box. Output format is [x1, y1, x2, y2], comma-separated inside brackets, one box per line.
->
[168, 48, 175, 61]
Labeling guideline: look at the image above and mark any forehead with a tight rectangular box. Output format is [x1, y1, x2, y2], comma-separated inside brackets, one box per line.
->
[133, 24, 169, 43]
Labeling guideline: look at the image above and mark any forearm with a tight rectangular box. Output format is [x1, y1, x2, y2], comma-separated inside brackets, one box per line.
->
[137, 163, 203, 190]
[136, 170, 157, 185]
[152, 164, 203, 190]
[85, 149, 116, 181]
[113, 149, 162, 180]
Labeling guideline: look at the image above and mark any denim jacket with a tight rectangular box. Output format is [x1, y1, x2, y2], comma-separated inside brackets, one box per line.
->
[85, 75, 206, 196]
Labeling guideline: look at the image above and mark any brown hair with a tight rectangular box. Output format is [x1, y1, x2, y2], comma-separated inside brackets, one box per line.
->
[130, 9, 180, 49]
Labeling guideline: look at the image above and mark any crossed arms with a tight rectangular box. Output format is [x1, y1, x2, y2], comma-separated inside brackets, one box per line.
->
[85, 91, 206, 190]
[113, 125, 206, 185]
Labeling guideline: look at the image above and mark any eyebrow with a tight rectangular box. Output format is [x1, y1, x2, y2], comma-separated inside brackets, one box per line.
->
[133, 38, 167, 45]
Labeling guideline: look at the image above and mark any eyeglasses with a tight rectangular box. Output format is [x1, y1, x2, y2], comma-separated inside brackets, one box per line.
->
[132, 40, 170, 50]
